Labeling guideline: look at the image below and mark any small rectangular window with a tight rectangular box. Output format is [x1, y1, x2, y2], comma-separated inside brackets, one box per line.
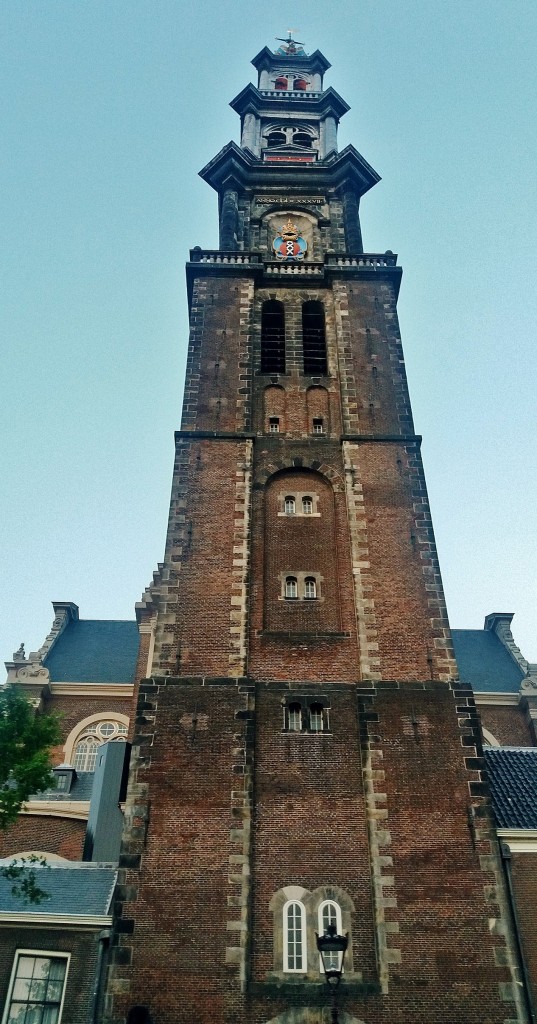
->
[5, 952, 69, 1024]
[269, 417, 280, 433]
[313, 418, 324, 434]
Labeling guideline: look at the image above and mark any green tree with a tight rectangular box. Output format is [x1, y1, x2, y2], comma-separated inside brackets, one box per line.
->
[0, 687, 62, 901]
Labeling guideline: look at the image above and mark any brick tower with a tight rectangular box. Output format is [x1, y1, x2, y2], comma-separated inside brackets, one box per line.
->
[105, 37, 527, 1024]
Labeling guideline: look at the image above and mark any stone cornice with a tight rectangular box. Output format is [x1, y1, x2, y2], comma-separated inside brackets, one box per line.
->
[498, 829, 537, 852]
[49, 682, 134, 698]
[0, 913, 112, 927]
[229, 82, 350, 121]
[474, 692, 519, 706]
[198, 141, 380, 198]
[250, 47, 331, 76]
[21, 801, 90, 820]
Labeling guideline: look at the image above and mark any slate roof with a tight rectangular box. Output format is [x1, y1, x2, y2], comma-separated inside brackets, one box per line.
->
[34, 772, 94, 802]
[451, 629, 524, 693]
[485, 747, 537, 828]
[0, 864, 117, 916]
[44, 619, 139, 683]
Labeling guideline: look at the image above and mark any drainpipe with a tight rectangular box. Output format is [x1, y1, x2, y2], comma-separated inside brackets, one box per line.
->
[500, 843, 536, 1024]
[89, 928, 110, 1024]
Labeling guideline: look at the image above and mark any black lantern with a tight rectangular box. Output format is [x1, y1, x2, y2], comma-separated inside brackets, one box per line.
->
[316, 924, 349, 1024]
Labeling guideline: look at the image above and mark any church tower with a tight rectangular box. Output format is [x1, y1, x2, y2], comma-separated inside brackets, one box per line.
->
[105, 37, 527, 1024]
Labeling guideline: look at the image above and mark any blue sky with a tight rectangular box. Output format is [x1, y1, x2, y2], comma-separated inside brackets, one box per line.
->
[2, 0, 536, 662]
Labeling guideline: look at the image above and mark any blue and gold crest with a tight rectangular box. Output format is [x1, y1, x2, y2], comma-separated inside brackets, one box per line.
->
[272, 218, 308, 261]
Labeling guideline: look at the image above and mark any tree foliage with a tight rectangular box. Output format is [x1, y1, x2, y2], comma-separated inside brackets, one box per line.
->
[0, 687, 61, 829]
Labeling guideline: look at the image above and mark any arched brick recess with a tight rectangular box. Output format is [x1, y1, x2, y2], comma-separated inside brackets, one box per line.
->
[263, 468, 341, 633]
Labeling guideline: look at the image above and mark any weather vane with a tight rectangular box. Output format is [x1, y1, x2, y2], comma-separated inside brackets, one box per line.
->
[275, 29, 305, 55]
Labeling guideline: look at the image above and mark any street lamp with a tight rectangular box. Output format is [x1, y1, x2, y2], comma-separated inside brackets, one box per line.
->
[316, 924, 349, 1024]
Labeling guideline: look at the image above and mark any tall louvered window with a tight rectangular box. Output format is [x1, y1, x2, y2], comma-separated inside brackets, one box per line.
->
[302, 301, 327, 375]
[261, 300, 286, 373]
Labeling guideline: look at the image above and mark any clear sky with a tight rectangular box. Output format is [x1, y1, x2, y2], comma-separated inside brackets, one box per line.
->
[2, 0, 536, 664]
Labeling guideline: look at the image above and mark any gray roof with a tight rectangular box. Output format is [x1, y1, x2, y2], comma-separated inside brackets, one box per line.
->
[0, 864, 117, 916]
[35, 772, 94, 802]
[451, 629, 524, 693]
[485, 747, 537, 828]
[44, 619, 139, 683]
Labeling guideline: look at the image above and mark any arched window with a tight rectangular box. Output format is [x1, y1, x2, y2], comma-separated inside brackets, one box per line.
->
[302, 301, 328, 375]
[302, 496, 313, 514]
[267, 130, 286, 148]
[284, 900, 306, 972]
[285, 576, 298, 599]
[293, 132, 312, 148]
[261, 300, 286, 374]
[275, 76, 288, 91]
[72, 720, 128, 772]
[304, 577, 317, 599]
[284, 495, 296, 514]
[287, 702, 302, 732]
[293, 78, 308, 91]
[309, 702, 325, 732]
[318, 900, 343, 972]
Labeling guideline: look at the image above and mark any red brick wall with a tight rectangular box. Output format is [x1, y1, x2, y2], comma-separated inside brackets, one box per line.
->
[107, 680, 246, 1024]
[263, 469, 341, 633]
[359, 443, 435, 680]
[0, 815, 86, 860]
[162, 438, 250, 676]
[480, 705, 534, 747]
[510, 852, 537, 1007]
[251, 685, 377, 982]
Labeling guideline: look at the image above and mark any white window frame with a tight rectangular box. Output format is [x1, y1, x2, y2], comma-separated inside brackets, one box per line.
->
[269, 417, 280, 433]
[1, 950, 70, 1024]
[283, 900, 307, 972]
[285, 576, 298, 599]
[284, 495, 296, 514]
[312, 418, 324, 434]
[318, 901, 343, 973]
[309, 702, 325, 732]
[302, 496, 313, 514]
[287, 702, 302, 732]
[304, 577, 317, 599]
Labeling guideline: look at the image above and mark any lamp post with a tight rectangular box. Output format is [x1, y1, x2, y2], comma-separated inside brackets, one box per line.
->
[316, 924, 349, 1024]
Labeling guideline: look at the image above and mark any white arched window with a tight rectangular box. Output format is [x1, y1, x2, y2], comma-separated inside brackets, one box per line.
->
[318, 900, 343, 973]
[284, 900, 306, 972]
[302, 496, 313, 514]
[72, 720, 128, 771]
[285, 576, 298, 599]
[284, 495, 296, 514]
[304, 577, 317, 599]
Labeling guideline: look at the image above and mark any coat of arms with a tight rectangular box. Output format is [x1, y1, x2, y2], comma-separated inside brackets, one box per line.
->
[272, 218, 308, 261]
